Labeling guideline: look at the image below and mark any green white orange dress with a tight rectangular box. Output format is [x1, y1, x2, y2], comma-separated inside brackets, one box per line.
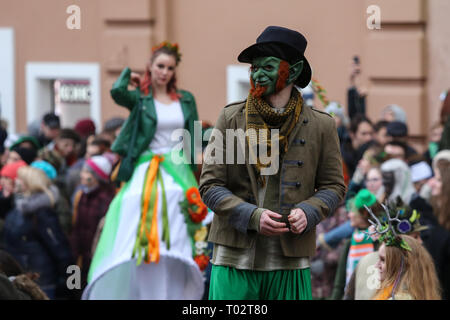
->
[83, 99, 211, 299]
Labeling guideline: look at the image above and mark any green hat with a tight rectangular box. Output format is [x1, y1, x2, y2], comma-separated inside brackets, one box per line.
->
[354, 189, 377, 210]
[9, 135, 41, 151]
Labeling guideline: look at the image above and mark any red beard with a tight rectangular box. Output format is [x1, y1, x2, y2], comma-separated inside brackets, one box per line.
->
[250, 78, 268, 98]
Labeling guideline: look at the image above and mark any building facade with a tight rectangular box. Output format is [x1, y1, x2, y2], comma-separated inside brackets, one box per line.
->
[0, 0, 448, 151]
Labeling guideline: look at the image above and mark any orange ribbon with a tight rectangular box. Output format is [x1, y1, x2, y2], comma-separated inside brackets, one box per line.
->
[140, 155, 165, 264]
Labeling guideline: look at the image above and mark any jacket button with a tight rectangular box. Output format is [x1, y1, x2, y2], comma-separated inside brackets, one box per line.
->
[296, 182, 301, 188]
[297, 161, 304, 167]
[303, 119, 309, 124]
[300, 139, 306, 145]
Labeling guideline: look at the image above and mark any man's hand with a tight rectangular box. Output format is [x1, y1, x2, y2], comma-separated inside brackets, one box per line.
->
[288, 208, 308, 234]
[259, 210, 289, 236]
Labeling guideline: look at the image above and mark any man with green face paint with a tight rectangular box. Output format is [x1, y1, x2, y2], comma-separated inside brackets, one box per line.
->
[199, 26, 346, 300]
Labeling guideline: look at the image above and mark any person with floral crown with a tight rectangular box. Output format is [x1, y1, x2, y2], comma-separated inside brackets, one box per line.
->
[365, 202, 441, 300]
[344, 197, 429, 300]
[199, 26, 346, 300]
[83, 41, 211, 299]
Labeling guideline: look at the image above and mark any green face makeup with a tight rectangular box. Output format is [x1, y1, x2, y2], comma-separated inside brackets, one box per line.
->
[250, 56, 282, 97]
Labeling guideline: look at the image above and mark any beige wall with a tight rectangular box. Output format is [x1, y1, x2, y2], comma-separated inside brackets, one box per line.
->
[364, 0, 426, 141]
[427, 0, 450, 129]
[170, 0, 367, 123]
[0, 0, 102, 132]
[1, 0, 449, 151]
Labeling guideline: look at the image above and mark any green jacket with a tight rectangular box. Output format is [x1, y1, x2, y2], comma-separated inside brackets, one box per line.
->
[110, 67, 200, 181]
[199, 98, 346, 258]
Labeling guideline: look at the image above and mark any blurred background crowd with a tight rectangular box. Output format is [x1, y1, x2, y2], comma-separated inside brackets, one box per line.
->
[0, 68, 449, 299]
[1, 0, 450, 301]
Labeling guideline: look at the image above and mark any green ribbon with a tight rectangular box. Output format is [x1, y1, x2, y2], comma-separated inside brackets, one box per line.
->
[132, 155, 171, 266]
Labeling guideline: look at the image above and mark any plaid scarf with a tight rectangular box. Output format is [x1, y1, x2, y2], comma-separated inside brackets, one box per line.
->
[245, 89, 303, 183]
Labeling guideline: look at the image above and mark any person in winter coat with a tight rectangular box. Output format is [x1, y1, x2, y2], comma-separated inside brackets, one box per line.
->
[0, 160, 28, 245]
[2, 166, 74, 299]
[70, 155, 115, 291]
[422, 150, 450, 299]
[31, 160, 73, 236]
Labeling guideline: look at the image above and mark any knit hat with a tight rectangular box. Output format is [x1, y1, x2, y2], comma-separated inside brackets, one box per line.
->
[31, 160, 57, 180]
[410, 161, 433, 183]
[74, 118, 96, 139]
[10, 146, 37, 165]
[387, 121, 408, 137]
[0, 160, 27, 180]
[84, 155, 112, 182]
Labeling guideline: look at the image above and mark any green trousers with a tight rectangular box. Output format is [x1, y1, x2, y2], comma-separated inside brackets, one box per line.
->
[209, 265, 312, 300]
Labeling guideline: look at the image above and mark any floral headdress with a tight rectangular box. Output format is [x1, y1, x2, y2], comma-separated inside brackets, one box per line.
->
[152, 41, 182, 64]
[364, 199, 427, 251]
[140, 41, 182, 98]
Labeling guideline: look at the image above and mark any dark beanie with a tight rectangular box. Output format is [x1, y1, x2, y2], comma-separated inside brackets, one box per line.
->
[11, 146, 37, 165]
[387, 121, 408, 137]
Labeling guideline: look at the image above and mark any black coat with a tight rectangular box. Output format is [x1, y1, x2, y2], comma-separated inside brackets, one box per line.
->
[2, 198, 74, 290]
[411, 196, 450, 299]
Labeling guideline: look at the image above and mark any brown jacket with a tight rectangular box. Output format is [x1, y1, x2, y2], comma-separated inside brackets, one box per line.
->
[199, 97, 346, 258]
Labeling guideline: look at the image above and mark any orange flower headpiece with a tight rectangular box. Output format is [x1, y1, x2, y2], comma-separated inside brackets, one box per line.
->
[152, 41, 182, 64]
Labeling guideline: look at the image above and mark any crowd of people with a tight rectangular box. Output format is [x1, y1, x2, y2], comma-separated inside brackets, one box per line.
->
[0, 30, 449, 300]
[311, 73, 450, 300]
[0, 111, 126, 299]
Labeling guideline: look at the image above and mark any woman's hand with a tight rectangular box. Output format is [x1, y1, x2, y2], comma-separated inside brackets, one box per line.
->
[129, 72, 141, 88]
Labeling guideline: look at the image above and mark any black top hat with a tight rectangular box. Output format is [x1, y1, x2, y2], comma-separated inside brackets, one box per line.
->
[238, 26, 312, 88]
